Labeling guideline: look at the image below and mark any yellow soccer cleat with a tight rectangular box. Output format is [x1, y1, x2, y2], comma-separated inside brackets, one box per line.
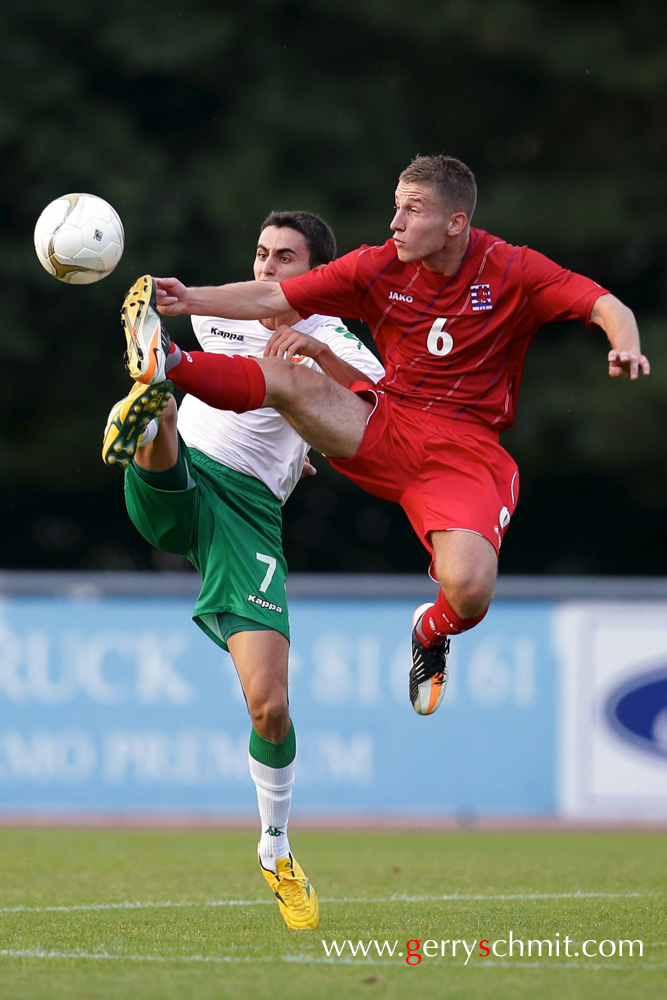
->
[121, 274, 172, 384]
[259, 853, 320, 930]
[102, 379, 173, 468]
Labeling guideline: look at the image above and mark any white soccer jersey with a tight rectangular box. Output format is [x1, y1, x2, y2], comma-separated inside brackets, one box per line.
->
[176, 313, 385, 502]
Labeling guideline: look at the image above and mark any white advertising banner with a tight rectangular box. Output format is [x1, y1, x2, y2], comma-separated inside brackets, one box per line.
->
[556, 603, 667, 818]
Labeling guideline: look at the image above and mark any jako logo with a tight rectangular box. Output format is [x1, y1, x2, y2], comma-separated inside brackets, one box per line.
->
[389, 291, 413, 303]
[604, 664, 667, 760]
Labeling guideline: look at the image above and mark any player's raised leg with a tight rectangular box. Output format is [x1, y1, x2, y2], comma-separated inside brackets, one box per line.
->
[120, 276, 372, 460]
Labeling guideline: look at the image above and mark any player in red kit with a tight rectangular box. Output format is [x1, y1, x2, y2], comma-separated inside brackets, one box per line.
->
[120, 155, 649, 717]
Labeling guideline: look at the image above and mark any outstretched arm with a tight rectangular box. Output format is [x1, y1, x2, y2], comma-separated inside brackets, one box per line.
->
[590, 293, 650, 380]
[155, 276, 291, 320]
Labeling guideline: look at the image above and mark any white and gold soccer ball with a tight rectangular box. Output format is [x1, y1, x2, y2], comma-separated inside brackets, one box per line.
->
[34, 193, 124, 284]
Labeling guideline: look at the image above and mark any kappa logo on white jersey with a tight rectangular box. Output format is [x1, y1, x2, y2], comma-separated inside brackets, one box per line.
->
[388, 291, 414, 303]
[210, 326, 245, 341]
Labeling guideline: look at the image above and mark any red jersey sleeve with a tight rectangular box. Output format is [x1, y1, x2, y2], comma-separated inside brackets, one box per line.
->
[280, 247, 368, 320]
[521, 247, 609, 326]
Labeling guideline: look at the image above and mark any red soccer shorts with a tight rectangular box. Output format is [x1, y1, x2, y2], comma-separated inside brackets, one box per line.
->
[328, 384, 519, 557]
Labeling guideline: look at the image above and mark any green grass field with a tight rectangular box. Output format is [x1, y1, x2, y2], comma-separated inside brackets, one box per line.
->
[0, 827, 665, 999]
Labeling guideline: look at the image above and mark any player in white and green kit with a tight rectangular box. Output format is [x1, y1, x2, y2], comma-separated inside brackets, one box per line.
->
[103, 211, 384, 929]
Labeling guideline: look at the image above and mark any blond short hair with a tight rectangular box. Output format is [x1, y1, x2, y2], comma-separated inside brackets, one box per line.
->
[399, 154, 477, 220]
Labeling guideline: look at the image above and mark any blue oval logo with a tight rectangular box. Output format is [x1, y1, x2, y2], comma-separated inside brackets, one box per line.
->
[605, 664, 667, 760]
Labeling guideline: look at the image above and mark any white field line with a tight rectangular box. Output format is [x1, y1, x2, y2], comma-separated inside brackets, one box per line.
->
[0, 947, 665, 970]
[0, 889, 656, 916]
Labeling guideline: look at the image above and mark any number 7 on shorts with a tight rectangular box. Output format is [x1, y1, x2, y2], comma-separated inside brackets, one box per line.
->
[256, 552, 277, 592]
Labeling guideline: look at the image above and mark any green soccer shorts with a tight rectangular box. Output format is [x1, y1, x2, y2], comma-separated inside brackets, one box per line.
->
[124, 443, 290, 651]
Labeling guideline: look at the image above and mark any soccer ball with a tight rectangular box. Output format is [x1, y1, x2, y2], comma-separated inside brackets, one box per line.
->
[34, 193, 124, 284]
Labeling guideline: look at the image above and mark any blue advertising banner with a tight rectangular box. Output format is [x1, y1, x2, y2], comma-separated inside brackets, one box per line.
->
[0, 595, 557, 817]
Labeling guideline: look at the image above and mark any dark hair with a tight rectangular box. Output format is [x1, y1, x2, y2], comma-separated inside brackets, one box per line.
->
[259, 211, 337, 267]
[399, 155, 477, 220]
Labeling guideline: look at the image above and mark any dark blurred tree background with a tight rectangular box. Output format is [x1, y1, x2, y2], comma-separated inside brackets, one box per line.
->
[1, 0, 665, 575]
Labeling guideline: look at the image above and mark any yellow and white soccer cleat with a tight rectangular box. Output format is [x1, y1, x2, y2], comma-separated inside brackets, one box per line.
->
[258, 852, 319, 930]
[102, 379, 173, 468]
[121, 274, 172, 384]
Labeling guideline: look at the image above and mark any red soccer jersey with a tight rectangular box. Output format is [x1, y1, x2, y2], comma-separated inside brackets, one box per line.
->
[280, 230, 608, 431]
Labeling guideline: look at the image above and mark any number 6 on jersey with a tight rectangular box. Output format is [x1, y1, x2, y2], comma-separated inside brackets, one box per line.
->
[427, 318, 454, 356]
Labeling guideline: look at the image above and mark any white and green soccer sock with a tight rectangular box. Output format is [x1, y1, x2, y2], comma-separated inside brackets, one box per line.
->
[249, 723, 296, 873]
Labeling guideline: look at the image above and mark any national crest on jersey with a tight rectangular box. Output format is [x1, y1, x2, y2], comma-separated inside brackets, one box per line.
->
[470, 283, 493, 311]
